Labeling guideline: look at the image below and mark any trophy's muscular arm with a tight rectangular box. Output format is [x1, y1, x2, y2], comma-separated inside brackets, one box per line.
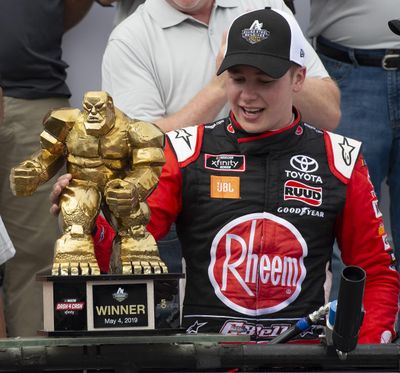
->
[125, 120, 166, 201]
[10, 108, 79, 196]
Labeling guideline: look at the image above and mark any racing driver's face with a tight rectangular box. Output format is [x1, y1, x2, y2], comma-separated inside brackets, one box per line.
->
[226, 65, 305, 133]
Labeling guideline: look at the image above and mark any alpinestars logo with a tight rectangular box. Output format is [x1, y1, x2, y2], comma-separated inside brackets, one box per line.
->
[242, 20, 270, 44]
[209, 213, 307, 316]
[174, 128, 193, 149]
[339, 137, 355, 166]
[186, 320, 208, 334]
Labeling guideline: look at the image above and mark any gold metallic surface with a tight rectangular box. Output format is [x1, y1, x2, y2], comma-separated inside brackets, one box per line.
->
[52, 232, 100, 276]
[110, 228, 168, 275]
[10, 91, 167, 275]
[10, 149, 64, 196]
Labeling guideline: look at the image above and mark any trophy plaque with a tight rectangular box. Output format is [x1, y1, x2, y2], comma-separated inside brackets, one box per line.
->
[38, 273, 184, 336]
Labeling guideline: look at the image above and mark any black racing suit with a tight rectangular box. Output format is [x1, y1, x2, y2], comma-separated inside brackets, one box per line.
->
[100, 108, 399, 343]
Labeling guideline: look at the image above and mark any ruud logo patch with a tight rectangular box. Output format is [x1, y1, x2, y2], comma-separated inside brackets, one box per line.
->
[205, 154, 246, 172]
[284, 180, 322, 206]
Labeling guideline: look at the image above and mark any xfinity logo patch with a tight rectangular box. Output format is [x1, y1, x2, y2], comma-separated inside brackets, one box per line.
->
[205, 154, 245, 172]
[290, 155, 319, 173]
[284, 180, 322, 206]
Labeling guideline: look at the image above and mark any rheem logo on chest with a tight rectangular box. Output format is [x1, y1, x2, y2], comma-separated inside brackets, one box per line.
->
[208, 213, 307, 316]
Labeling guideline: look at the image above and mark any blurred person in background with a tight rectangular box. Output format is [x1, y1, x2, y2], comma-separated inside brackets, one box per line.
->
[0, 83, 16, 338]
[308, 0, 400, 300]
[0, 0, 93, 337]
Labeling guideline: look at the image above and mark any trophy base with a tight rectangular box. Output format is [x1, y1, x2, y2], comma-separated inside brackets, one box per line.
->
[37, 273, 184, 336]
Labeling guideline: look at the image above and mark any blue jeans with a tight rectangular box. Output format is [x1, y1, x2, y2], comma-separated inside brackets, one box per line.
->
[318, 45, 400, 263]
[157, 223, 182, 273]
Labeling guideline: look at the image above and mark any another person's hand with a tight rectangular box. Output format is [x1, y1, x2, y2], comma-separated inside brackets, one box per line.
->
[49, 173, 72, 216]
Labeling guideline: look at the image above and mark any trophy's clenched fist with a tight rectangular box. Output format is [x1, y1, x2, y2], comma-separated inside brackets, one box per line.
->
[10, 159, 44, 196]
[10, 91, 167, 276]
[105, 178, 139, 218]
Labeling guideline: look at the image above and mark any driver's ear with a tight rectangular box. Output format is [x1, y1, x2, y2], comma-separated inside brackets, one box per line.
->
[292, 66, 306, 93]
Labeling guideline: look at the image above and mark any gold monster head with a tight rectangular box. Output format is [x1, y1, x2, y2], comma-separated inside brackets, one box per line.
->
[82, 91, 115, 136]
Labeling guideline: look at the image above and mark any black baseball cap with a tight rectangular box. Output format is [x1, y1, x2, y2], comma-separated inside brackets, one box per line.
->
[217, 8, 306, 78]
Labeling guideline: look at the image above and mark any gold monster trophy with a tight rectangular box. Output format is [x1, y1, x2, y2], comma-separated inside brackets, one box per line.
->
[10, 91, 168, 276]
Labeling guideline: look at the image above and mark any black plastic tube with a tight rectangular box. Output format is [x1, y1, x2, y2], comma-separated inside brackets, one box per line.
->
[332, 265, 366, 353]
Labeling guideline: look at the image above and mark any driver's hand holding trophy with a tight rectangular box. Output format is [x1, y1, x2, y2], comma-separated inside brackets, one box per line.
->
[10, 91, 167, 276]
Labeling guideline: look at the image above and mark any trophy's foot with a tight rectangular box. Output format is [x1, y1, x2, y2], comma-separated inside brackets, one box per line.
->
[52, 233, 100, 276]
[119, 235, 168, 275]
[125, 259, 168, 275]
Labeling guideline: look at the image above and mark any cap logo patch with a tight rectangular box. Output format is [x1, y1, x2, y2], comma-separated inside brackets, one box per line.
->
[241, 20, 270, 45]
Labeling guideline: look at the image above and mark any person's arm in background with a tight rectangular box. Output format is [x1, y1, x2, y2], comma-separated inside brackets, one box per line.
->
[64, 0, 94, 32]
[276, 0, 340, 131]
[294, 76, 340, 130]
[153, 35, 227, 132]
[281, 0, 341, 129]
[156, 3, 341, 133]
[102, 32, 227, 133]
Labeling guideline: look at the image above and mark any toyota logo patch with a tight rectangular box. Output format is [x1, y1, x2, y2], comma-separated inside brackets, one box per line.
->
[290, 155, 319, 173]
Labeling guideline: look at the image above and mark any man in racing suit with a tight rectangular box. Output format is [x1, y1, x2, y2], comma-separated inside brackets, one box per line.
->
[144, 8, 400, 343]
[53, 8, 399, 343]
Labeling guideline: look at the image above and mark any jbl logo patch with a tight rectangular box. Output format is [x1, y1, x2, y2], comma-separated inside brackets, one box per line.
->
[210, 176, 240, 199]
